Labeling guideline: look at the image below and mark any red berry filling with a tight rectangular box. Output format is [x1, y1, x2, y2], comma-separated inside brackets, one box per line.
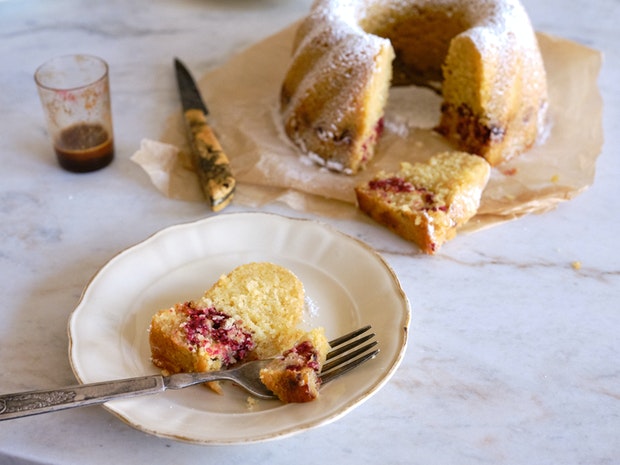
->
[281, 340, 321, 373]
[361, 118, 385, 162]
[180, 302, 254, 366]
[369, 177, 414, 193]
[368, 179, 448, 212]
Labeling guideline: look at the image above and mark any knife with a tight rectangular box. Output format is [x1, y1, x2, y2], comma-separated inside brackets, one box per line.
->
[174, 58, 235, 211]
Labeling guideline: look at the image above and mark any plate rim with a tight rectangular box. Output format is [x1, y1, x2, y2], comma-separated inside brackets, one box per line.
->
[68, 211, 411, 444]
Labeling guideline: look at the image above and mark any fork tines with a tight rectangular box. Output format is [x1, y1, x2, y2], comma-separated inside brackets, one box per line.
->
[320, 325, 379, 385]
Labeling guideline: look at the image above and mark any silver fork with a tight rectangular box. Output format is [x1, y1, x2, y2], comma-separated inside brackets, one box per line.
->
[0, 325, 379, 420]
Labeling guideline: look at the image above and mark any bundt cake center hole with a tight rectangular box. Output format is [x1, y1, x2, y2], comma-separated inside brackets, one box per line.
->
[357, 5, 483, 90]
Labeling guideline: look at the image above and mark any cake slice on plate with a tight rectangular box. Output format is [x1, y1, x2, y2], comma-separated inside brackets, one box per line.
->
[149, 262, 330, 401]
[150, 262, 307, 375]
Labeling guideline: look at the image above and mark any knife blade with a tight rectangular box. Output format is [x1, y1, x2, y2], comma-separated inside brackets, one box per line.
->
[174, 58, 235, 211]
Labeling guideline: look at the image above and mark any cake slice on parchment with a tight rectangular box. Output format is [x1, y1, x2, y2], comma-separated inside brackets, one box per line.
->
[355, 151, 491, 254]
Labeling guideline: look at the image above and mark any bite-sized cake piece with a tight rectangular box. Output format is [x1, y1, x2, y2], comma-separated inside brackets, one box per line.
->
[280, 0, 548, 172]
[149, 262, 307, 378]
[260, 328, 330, 403]
[355, 151, 491, 254]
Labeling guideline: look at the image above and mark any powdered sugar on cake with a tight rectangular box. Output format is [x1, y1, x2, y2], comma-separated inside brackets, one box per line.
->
[280, 0, 548, 171]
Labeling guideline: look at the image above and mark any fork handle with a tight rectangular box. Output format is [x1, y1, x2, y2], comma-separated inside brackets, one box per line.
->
[0, 375, 165, 421]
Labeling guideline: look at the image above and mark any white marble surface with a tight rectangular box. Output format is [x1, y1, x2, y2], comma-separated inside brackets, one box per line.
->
[0, 0, 618, 463]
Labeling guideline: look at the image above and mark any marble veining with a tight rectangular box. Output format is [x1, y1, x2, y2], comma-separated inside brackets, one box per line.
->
[1, 0, 619, 464]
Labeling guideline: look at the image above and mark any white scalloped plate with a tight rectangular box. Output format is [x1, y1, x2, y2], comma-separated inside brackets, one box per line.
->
[68, 212, 410, 444]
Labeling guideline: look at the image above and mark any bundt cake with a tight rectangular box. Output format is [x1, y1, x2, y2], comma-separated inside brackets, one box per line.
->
[149, 262, 308, 378]
[260, 328, 330, 403]
[280, 0, 548, 173]
[354, 151, 491, 253]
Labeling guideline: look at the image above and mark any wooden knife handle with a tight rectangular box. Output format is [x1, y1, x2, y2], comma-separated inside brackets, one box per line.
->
[183, 109, 235, 212]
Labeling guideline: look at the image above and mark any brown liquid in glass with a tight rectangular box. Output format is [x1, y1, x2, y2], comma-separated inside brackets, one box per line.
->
[54, 122, 114, 173]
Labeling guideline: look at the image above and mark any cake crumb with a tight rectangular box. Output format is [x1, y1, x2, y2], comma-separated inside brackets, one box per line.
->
[246, 396, 259, 411]
[571, 261, 582, 270]
[551, 174, 560, 183]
